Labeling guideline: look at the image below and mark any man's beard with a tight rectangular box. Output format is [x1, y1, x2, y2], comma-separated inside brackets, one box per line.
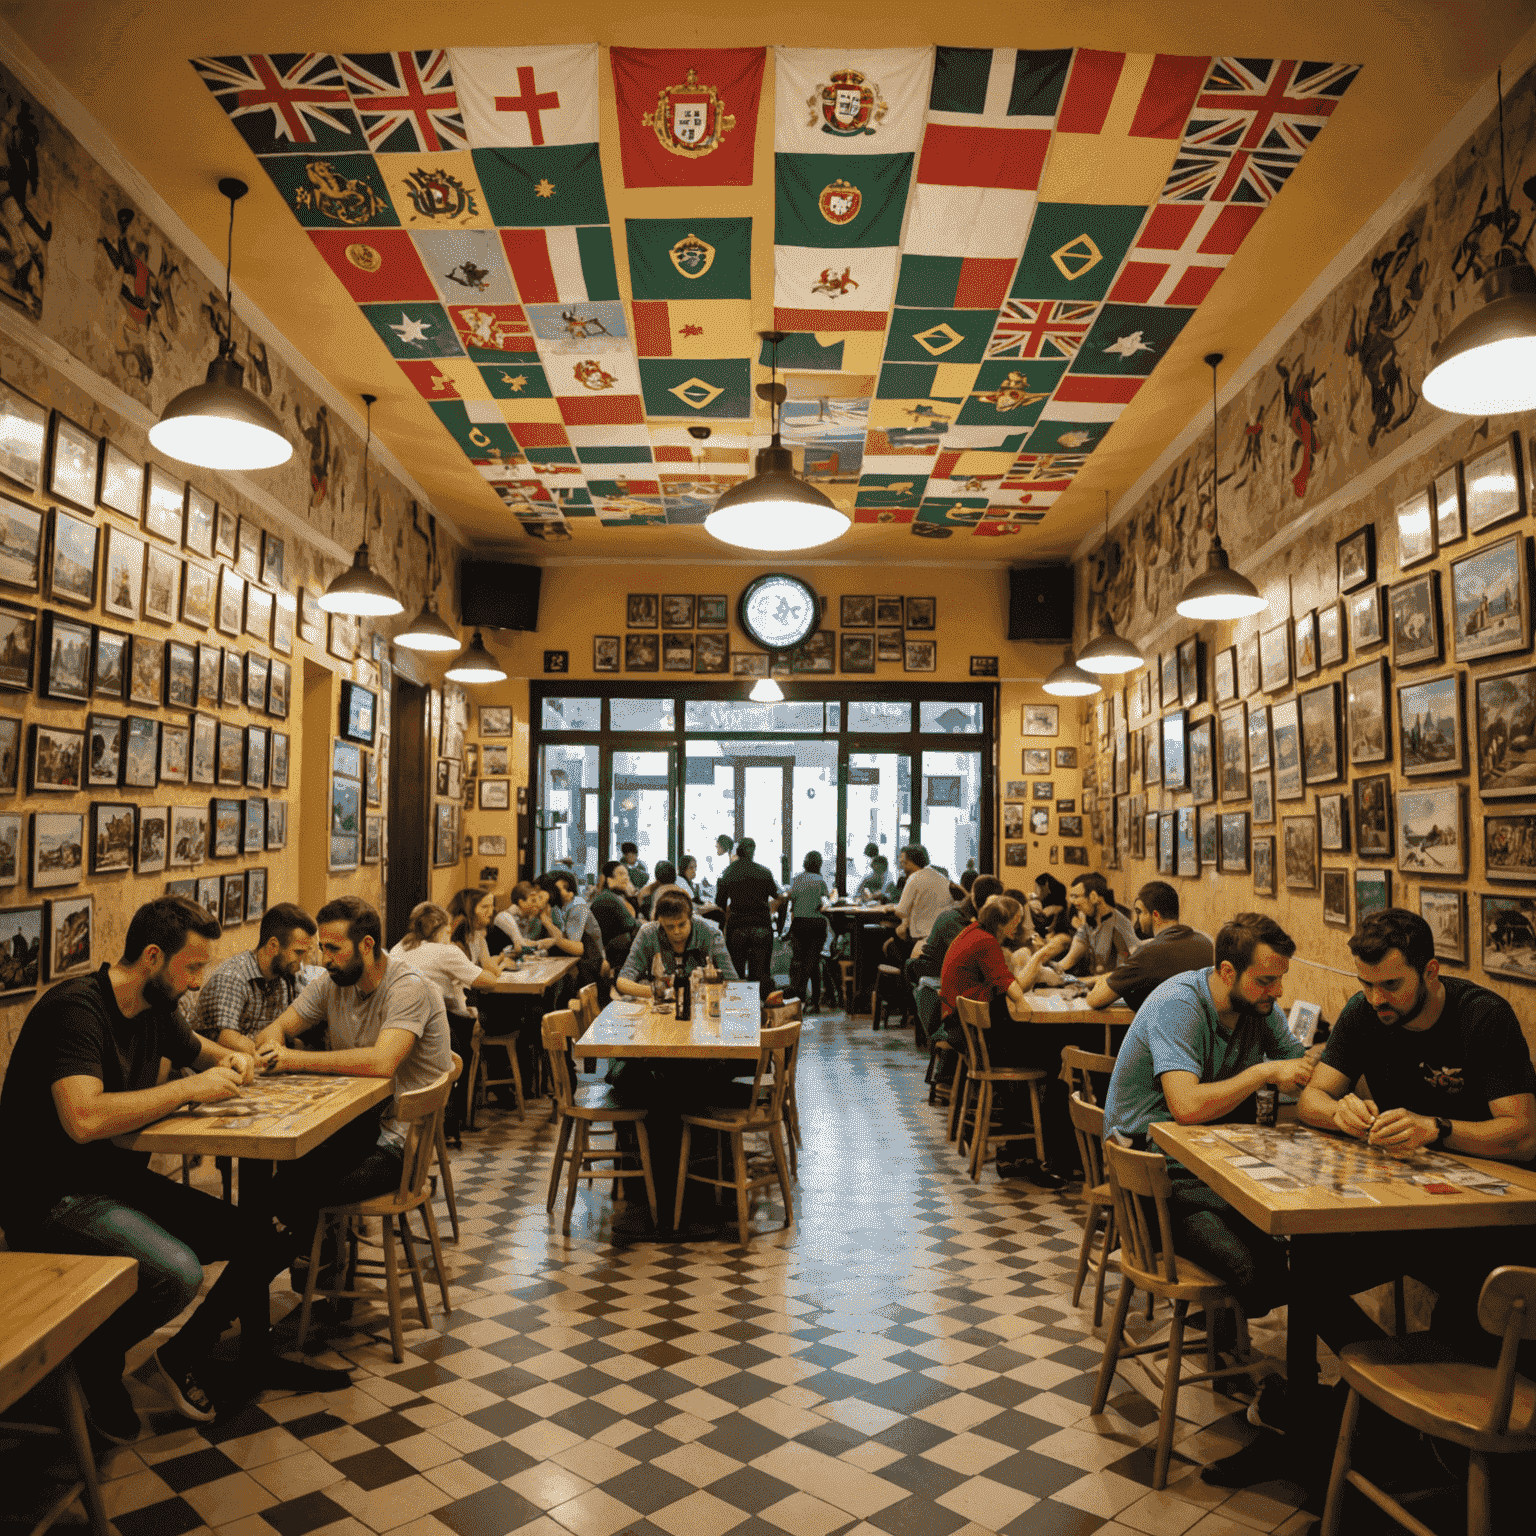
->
[1134, 916, 1151, 941]
[1376, 979, 1430, 1028]
[144, 965, 183, 1009]
[327, 957, 365, 988]
[1233, 993, 1274, 1026]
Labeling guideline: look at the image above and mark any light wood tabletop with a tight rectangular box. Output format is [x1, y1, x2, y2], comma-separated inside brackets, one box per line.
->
[0, 1254, 138, 1412]
[489, 956, 578, 994]
[114, 1073, 392, 1161]
[1007, 989, 1133, 1052]
[577, 982, 762, 1060]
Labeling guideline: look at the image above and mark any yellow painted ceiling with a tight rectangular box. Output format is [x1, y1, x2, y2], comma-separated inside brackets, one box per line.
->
[5, 1, 1533, 565]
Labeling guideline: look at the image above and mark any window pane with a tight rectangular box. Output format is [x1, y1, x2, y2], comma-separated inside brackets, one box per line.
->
[538, 742, 600, 889]
[919, 701, 984, 734]
[846, 753, 911, 886]
[826, 701, 841, 733]
[847, 701, 911, 733]
[611, 697, 675, 732]
[540, 696, 601, 731]
[921, 749, 982, 883]
[682, 699, 824, 733]
[611, 750, 672, 874]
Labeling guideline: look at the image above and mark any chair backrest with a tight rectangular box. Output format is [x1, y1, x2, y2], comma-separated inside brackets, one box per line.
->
[1067, 1091, 1107, 1188]
[1478, 1265, 1536, 1436]
[541, 1009, 583, 1111]
[744, 1021, 801, 1120]
[578, 982, 600, 1028]
[1061, 1046, 1116, 1106]
[1103, 1138, 1181, 1287]
[955, 993, 993, 1074]
[392, 1060, 458, 1205]
[766, 999, 803, 1025]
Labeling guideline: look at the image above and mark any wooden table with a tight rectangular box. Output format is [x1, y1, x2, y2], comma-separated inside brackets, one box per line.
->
[489, 955, 577, 994]
[0, 1253, 137, 1536]
[116, 1073, 391, 1388]
[823, 904, 896, 1002]
[1151, 1119, 1536, 1415]
[1007, 988, 1134, 1054]
[577, 982, 763, 1061]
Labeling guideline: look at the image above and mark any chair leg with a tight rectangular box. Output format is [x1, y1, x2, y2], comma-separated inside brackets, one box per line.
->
[732, 1131, 751, 1246]
[563, 1121, 588, 1235]
[1092, 1274, 1135, 1414]
[632, 1119, 659, 1228]
[947, 1059, 969, 1142]
[1468, 1450, 1493, 1536]
[673, 1122, 693, 1229]
[768, 1123, 794, 1229]
[1320, 1385, 1361, 1536]
[57, 1359, 112, 1536]
[396, 1212, 431, 1329]
[1025, 1077, 1046, 1167]
[507, 1042, 526, 1123]
[418, 1196, 452, 1314]
[1092, 1207, 1116, 1329]
[296, 1212, 328, 1350]
[434, 1124, 460, 1243]
[380, 1220, 405, 1363]
[546, 1113, 574, 1212]
[970, 1081, 992, 1181]
[1153, 1301, 1187, 1491]
[465, 1032, 482, 1131]
[1072, 1199, 1102, 1307]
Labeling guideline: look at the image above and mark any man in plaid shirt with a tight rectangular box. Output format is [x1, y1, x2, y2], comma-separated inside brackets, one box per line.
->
[191, 903, 324, 1050]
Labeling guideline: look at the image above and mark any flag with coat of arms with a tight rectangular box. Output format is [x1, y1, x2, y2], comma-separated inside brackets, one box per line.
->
[610, 48, 764, 186]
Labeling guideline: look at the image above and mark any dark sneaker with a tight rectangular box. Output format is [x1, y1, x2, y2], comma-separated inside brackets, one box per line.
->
[1200, 1429, 1289, 1487]
[1190, 1307, 1239, 1355]
[155, 1347, 217, 1423]
[82, 1376, 140, 1445]
[1247, 1375, 1289, 1433]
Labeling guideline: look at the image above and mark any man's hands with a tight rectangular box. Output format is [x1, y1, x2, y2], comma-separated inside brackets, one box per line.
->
[1270, 1046, 1323, 1096]
[224, 1051, 256, 1086]
[1366, 1107, 1439, 1154]
[255, 1041, 300, 1075]
[185, 1064, 244, 1104]
[1331, 1091, 1381, 1140]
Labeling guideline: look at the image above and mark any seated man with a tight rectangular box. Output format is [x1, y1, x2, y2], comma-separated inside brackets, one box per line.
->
[619, 839, 650, 889]
[536, 870, 605, 1001]
[1057, 872, 1138, 979]
[615, 890, 737, 996]
[192, 902, 324, 1053]
[885, 844, 953, 965]
[0, 897, 273, 1437]
[856, 854, 895, 902]
[1085, 880, 1213, 1012]
[590, 859, 640, 972]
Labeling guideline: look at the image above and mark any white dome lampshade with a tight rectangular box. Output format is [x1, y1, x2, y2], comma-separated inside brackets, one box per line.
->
[749, 676, 785, 702]
[396, 600, 460, 652]
[1042, 649, 1102, 697]
[1076, 624, 1145, 674]
[445, 630, 507, 684]
[705, 443, 850, 552]
[1423, 261, 1536, 416]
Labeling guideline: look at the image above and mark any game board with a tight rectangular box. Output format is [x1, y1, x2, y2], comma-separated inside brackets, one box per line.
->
[1189, 1123, 1513, 1200]
[180, 1073, 363, 1132]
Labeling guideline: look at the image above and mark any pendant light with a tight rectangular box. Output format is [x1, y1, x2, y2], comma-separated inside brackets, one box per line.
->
[445, 629, 507, 684]
[705, 332, 850, 552]
[749, 677, 785, 702]
[1077, 492, 1145, 674]
[150, 178, 293, 471]
[319, 394, 404, 617]
[1177, 352, 1267, 620]
[396, 512, 460, 652]
[1043, 648, 1102, 697]
[1425, 71, 1536, 415]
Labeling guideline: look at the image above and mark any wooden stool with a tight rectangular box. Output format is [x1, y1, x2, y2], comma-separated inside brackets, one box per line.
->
[926, 1038, 957, 1106]
[837, 959, 861, 1015]
[1068, 1090, 1116, 1327]
[871, 964, 904, 1029]
[954, 995, 1046, 1181]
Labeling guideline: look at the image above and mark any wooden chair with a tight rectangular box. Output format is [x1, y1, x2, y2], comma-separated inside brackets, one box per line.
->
[542, 1009, 658, 1236]
[296, 1060, 458, 1363]
[467, 991, 526, 1124]
[953, 994, 1046, 1182]
[1321, 1265, 1536, 1536]
[837, 959, 861, 1015]
[1067, 1091, 1117, 1327]
[430, 1052, 463, 1243]
[764, 1000, 803, 1176]
[675, 1021, 799, 1246]
[926, 1037, 958, 1110]
[871, 964, 905, 1029]
[1091, 1140, 1257, 1489]
[577, 982, 600, 1029]
[1061, 1045, 1116, 1106]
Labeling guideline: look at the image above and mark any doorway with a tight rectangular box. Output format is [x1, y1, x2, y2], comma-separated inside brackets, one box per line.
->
[386, 679, 430, 944]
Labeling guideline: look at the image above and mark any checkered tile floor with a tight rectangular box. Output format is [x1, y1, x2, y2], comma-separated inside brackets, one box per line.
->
[3, 1014, 1316, 1536]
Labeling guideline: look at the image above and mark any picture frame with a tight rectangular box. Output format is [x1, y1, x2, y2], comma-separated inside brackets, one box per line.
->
[479, 779, 510, 810]
[1398, 782, 1465, 877]
[1398, 670, 1464, 776]
[840, 632, 875, 674]
[181, 561, 214, 629]
[244, 583, 274, 645]
[39, 611, 92, 702]
[46, 894, 94, 979]
[1029, 806, 1049, 835]
[1022, 704, 1059, 737]
[1259, 620, 1291, 693]
[697, 595, 728, 629]
[243, 796, 266, 855]
[1157, 812, 1175, 876]
[190, 714, 216, 787]
[625, 633, 658, 672]
[1248, 702, 1271, 770]
[1142, 721, 1161, 787]
[731, 652, 768, 677]
[1344, 658, 1390, 765]
[92, 626, 126, 703]
[695, 633, 727, 674]
[1177, 635, 1203, 708]
[1218, 704, 1249, 801]
[1420, 886, 1467, 963]
[244, 724, 267, 790]
[1237, 634, 1260, 698]
[261, 530, 285, 589]
[29, 722, 83, 794]
[0, 381, 48, 496]
[1156, 650, 1176, 710]
[30, 810, 84, 889]
[269, 731, 289, 789]
[99, 441, 144, 520]
[216, 721, 243, 787]
[85, 713, 123, 788]
[363, 813, 383, 865]
[143, 464, 184, 543]
[876, 627, 903, 663]
[1337, 524, 1375, 593]
[272, 592, 294, 656]
[840, 595, 874, 628]
[0, 597, 36, 692]
[1348, 585, 1385, 651]
[331, 776, 361, 870]
[482, 744, 509, 775]
[1389, 571, 1442, 668]
[1356, 867, 1392, 921]
[1219, 811, 1250, 873]
[1199, 807, 1218, 868]
[214, 506, 237, 560]
[875, 595, 903, 627]
[1464, 433, 1525, 537]
[245, 652, 269, 714]
[1476, 664, 1536, 799]
[210, 796, 241, 859]
[1175, 806, 1197, 878]
[159, 720, 188, 785]
[0, 894, 39, 991]
[1213, 646, 1236, 703]
[1293, 609, 1318, 681]
[906, 596, 936, 631]
[1023, 748, 1051, 774]
[1450, 533, 1530, 664]
[1161, 709, 1188, 790]
[1354, 771, 1394, 857]
[1322, 868, 1350, 929]
[1282, 813, 1318, 890]
[432, 801, 457, 867]
[1299, 681, 1342, 784]
[1056, 747, 1078, 769]
[1252, 835, 1275, 895]
[903, 639, 936, 673]
[1188, 714, 1215, 805]
[1004, 843, 1028, 867]
[1270, 697, 1304, 800]
[136, 806, 168, 875]
[143, 545, 179, 625]
[221, 646, 242, 710]
[0, 493, 44, 593]
[1316, 601, 1346, 668]
[1318, 791, 1350, 853]
[195, 641, 220, 709]
[101, 523, 144, 622]
[196, 875, 220, 913]
[340, 681, 376, 744]
[1396, 486, 1437, 569]
[164, 639, 195, 710]
[235, 518, 261, 582]
[90, 801, 135, 874]
[1003, 803, 1024, 839]
[0, 716, 17, 793]
[1485, 810, 1536, 881]
[593, 635, 620, 673]
[365, 748, 380, 806]
[168, 804, 206, 869]
[626, 593, 659, 629]
[246, 866, 268, 921]
[333, 741, 361, 781]
[267, 659, 289, 719]
[266, 799, 287, 851]
[326, 610, 357, 662]
[1433, 459, 1465, 547]
[480, 705, 512, 736]
[216, 565, 244, 638]
[969, 655, 998, 678]
[48, 506, 98, 608]
[1032, 780, 1055, 801]
[662, 633, 695, 673]
[661, 593, 695, 630]
[220, 871, 245, 928]
[183, 485, 215, 558]
[47, 412, 99, 512]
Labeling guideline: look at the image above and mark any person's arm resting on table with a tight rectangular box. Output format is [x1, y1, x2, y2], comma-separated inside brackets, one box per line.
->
[1158, 1007, 1316, 1125]
[1084, 974, 1122, 1010]
[255, 996, 415, 1080]
[54, 1034, 251, 1142]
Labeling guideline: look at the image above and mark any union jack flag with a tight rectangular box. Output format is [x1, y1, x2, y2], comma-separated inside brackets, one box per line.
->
[194, 54, 361, 152]
[985, 299, 1100, 362]
[1162, 57, 1360, 204]
[341, 51, 467, 153]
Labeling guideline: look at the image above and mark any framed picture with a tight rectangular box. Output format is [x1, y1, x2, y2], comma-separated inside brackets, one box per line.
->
[1142, 721, 1161, 787]
[331, 776, 361, 870]
[85, 713, 122, 787]
[1253, 835, 1275, 895]
[1161, 709, 1188, 790]
[1029, 806, 1049, 835]
[873, 595, 903, 627]
[662, 634, 695, 673]
[969, 655, 998, 678]
[1395, 486, 1437, 569]
[1294, 610, 1318, 681]
[0, 381, 47, 495]
[903, 640, 936, 673]
[625, 633, 658, 672]
[1322, 869, 1351, 929]
[334, 741, 361, 781]
[30, 723, 83, 794]
[269, 731, 289, 790]
[92, 627, 127, 702]
[197, 875, 220, 913]
[1188, 715, 1215, 805]
[1235, 634, 1259, 699]
[0, 493, 44, 593]
[626, 593, 658, 629]
[1022, 704, 1059, 737]
[266, 799, 287, 851]
[210, 796, 242, 858]
[1023, 748, 1051, 774]
[245, 583, 274, 645]
[136, 806, 168, 875]
[1356, 867, 1392, 921]
[326, 610, 357, 662]
[1003, 803, 1024, 840]
[872, 627, 901, 663]
[1450, 534, 1530, 664]
[340, 681, 376, 744]
[1032, 780, 1054, 801]
[194, 641, 219, 709]
[0, 597, 36, 692]
[48, 506, 98, 608]
[215, 720, 242, 787]
[39, 611, 91, 702]
[364, 748, 380, 806]
[30, 810, 84, 889]
[1299, 681, 1342, 784]
[1175, 806, 1197, 878]
[1248, 702, 1271, 770]
[731, 652, 768, 677]
[1348, 585, 1385, 651]
[1056, 747, 1078, 769]
[162, 639, 194, 710]
[217, 871, 244, 928]
[142, 545, 179, 626]
[0, 893, 39, 991]
[243, 797, 266, 855]
[1354, 772, 1394, 857]
[1465, 434, 1525, 536]
[1476, 664, 1536, 799]
[480, 705, 512, 736]
[47, 412, 99, 512]
[1199, 807, 1218, 867]
[1259, 621, 1291, 693]
[1316, 601, 1346, 669]
[482, 744, 509, 775]
[122, 716, 158, 790]
[1389, 572, 1442, 668]
[168, 804, 206, 868]
[0, 716, 16, 793]
[1270, 697, 1304, 799]
[189, 714, 216, 786]
[432, 801, 457, 867]
[260, 530, 285, 589]
[479, 778, 510, 810]
[1004, 843, 1027, 867]
[1253, 770, 1276, 826]
[1282, 814, 1318, 890]
[695, 633, 728, 675]
[1218, 705, 1249, 801]
[215, 565, 244, 638]
[244, 652, 269, 714]
[1344, 658, 1390, 766]
[593, 635, 620, 672]
[1176, 635, 1202, 708]
[840, 632, 875, 674]
[1317, 791, 1349, 853]
[272, 592, 294, 656]
[143, 464, 184, 543]
[1420, 886, 1467, 963]
[235, 518, 261, 582]
[1219, 811, 1250, 873]
[99, 442, 143, 520]
[696, 594, 727, 629]
[1156, 813, 1174, 875]
[1398, 670, 1464, 776]
[101, 524, 144, 622]
[363, 813, 383, 865]
[840, 595, 874, 628]
[1397, 782, 1465, 877]
[1485, 810, 1536, 882]
[159, 720, 189, 785]
[244, 725, 267, 789]
[181, 561, 214, 629]
[1213, 646, 1236, 703]
[1433, 459, 1465, 546]
[90, 801, 135, 874]
[220, 646, 242, 710]
[1337, 524, 1375, 593]
[246, 866, 268, 921]
[900, 596, 934, 632]
[661, 593, 695, 630]
[183, 485, 215, 558]
[46, 894, 94, 979]
[267, 659, 289, 719]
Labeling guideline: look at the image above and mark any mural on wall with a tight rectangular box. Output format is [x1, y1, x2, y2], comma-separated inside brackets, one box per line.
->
[0, 87, 51, 317]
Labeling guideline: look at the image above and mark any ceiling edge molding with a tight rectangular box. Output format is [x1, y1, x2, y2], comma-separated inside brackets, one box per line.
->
[1072, 13, 1536, 565]
[527, 554, 1021, 569]
[0, 14, 469, 554]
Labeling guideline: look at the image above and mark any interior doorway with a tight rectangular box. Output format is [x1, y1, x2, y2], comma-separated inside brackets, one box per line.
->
[386, 678, 430, 944]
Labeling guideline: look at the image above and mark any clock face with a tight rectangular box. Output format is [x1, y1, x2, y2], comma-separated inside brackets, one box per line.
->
[739, 574, 819, 651]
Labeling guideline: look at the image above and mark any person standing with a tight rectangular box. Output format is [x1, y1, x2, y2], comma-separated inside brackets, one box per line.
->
[783, 850, 830, 1012]
[714, 837, 782, 999]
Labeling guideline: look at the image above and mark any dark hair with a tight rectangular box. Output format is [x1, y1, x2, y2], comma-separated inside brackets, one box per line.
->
[976, 895, 1023, 940]
[448, 886, 491, 957]
[870, 854, 889, 871]
[123, 896, 221, 965]
[959, 869, 977, 892]
[863, 842, 879, 860]
[621, 841, 638, 856]
[1136, 881, 1180, 922]
[1215, 912, 1297, 975]
[1070, 871, 1112, 902]
[259, 901, 316, 950]
[399, 902, 450, 951]
[737, 837, 756, 860]
[1003, 886, 1028, 905]
[537, 872, 573, 904]
[717, 834, 734, 853]
[802, 850, 823, 872]
[654, 860, 677, 885]
[1034, 873, 1066, 906]
[1349, 907, 1435, 976]
[601, 858, 625, 881]
[900, 843, 930, 868]
[509, 880, 541, 906]
[316, 895, 382, 953]
[680, 855, 696, 875]
[654, 891, 693, 921]
[969, 875, 1005, 914]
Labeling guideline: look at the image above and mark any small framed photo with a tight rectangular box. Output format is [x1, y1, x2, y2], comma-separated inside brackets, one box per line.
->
[136, 806, 168, 875]
[904, 639, 936, 673]
[1029, 806, 1049, 835]
[246, 866, 268, 920]
[841, 595, 875, 628]
[1337, 524, 1375, 593]
[0, 493, 44, 593]
[480, 705, 512, 736]
[1270, 697, 1303, 799]
[47, 412, 99, 512]
[334, 740, 361, 781]
[217, 721, 244, 787]
[1213, 645, 1236, 703]
[697, 595, 728, 629]
[0, 597, 36, 692]
[270, 731, 289, 789]
[906, 596, 936, 631]
[1162, 709, 1188, 789]
[183, 486, 215, 558]
[1023, 748, 1051, 774]
[266, 799, 288, 851]
[216, 564, 245, 638]
[482, 744, 509, 775]
[1396, 486, 1437, 569]
[876, 595, 904, 627]
[1056, 747, 1077, 769]
[1022, 703, 1059, 737]
[1348, 585, 1385, 651]
[695, 633, 728, 674]
[159, 720, 189, 785]
[31, 810, 85, 890]
[1465, 433, 1525, 536]
[1177, 635, 1203, 707]
[272, 591, 295, 655]
[220, 647, 242, 710]
[1252, 835, 1275, 895]
[1318, 791, 1349, 852]
[363, 814, 383, 865]
[662, 633, 695, 672]
[840, 632, 875, 673]
[243, 797, 266, 855]
[0, 718, 21, 793]
[542, 649, 569, 675]
[593, 634, 620, 672]
[1398, 670, 1464, 776]
[220, 871, 245, 927]
[1398, 782, 1465, 876]
[144, 464, 185, 543]
[90, 801, 135, 874]
[86, 713, 123, 787]
[1157, 813, 1175, 876]
[1175, 806, 1197, 878]
[661, 594, 695, 630]
[625, 633, 659, 672]
[1299, 681, 1342, 784]
[626, 593, 659, 629]
[235, 518, 261, 582]
[214, 506, 237, 560]
[1450, 534, 1530, 664]
[1237, 634, 1260, 698]
[93, 627, 127, 702]
[245, 724, 268, 789]
[1282, 813, 1318, 890]
[168, 804, 206, 869]
[1433, 459, 1465, 546]
[143, 545, 179, 626]
[261, 530, 285, 589]
[1293, 610, 1317, 681]
[0, 381, 48, 495]
[190, 713, 217, 786]
[1476, 663, 1536, 799]
[731, 651, 768, 677]
[1354, 772, 1393, 856]
[326, 610, 357, 662]
[432, 801, 457, 867]
[1322, 868, 1350, 929]
[1003, 803, 1024, 839]
[268, 659, 289, 719]
[102, 524, 145, 622]
[181, 561, 215, 629]
[39, 611, 92, 701]
[0, 893, 37, 989]
[331, 778, 361, 870]
[1251, 770, 1273, 825]
[195, 641, 220, 709]
[1198, 807, 1219, 868]
[1219, 811, 1250, 873]
[99, 441, 144, 519]
[1160, 650, 1178, 708]
[969, 655, 998, 678]
[48, 506, 98, 608]
[1420, 886, 1467, 963]
[245, 652, 269, 713]
[245, 583, 274, 645]
[1059, 814, 1083, 837]
[1389, 571, 1442, 668]
[1032, 780, 1054, 801]
[46, 893, 94, 978]
[1259, 621, 1291, 693]
[123, 716, 158, 789]
[30, 723, 84, 794]
[340, 681, 376, 744]
[1316, 601, 1345, 668]
[197, 875, 220, 912]
[1188, 715, 1215, 804]
[165, 639, 195, 709]
[1356, 867, 1392, 921]
[479, 778, 510, 810]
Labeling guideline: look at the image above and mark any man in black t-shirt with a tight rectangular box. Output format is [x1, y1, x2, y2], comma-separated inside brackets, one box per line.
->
[714, 836, 782, 998]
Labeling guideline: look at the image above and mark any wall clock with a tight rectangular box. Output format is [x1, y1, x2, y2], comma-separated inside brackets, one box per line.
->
[738, 573, 820, 652]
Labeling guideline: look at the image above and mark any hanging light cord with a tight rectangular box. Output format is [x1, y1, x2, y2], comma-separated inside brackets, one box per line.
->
[1499, 68, 1509, 230]
[221, 191, 237, 361]
[769, 336, 781, 444]
[360, 394, 375, 547]
[1209, 354, 1223, 551]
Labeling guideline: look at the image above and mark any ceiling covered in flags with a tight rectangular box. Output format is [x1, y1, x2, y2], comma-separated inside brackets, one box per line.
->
[5, 4, 1531, 563]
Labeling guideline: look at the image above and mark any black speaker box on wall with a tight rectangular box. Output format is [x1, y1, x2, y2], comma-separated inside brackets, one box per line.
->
[460, 561, 543, 631]
[1007, 565, 1074, 642]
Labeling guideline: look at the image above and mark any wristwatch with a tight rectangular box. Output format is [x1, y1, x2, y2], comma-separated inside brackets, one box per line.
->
[1429, 1116, 1452, 1148]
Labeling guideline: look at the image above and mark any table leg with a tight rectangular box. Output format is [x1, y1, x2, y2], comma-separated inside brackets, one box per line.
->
[57, 1358, 111, 1536]
[1287, 1234, 1323, 1416]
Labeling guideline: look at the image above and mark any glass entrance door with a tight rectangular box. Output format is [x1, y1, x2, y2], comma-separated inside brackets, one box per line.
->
[845, 751, 911, 892]
[610, 748, 673, 875]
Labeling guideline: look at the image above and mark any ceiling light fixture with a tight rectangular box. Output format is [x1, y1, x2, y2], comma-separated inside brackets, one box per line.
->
[1042, 648, 1102, 697]
[445, 629, 507, 684]
[149, 178, 293, 471]
[705, 332, 850, 552]
[1177, 352, 1267, 621]
[1424, 70, 1536, 416]
[396, 510, 460, 652]
[1077, 492, 1145, 675]
[319, 393, 404, 617]
[749, 677, 785, 703]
